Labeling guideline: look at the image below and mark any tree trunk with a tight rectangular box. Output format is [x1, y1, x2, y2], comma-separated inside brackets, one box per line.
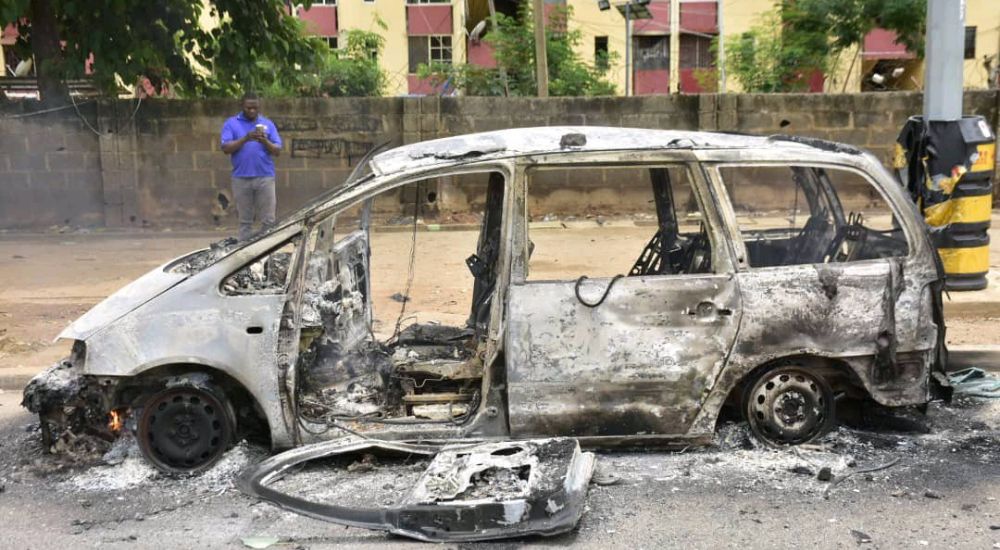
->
[29, 0, 67, 104]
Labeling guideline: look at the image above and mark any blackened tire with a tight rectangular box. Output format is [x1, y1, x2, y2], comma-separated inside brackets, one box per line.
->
[743, 364, 836, 446]
[137, 383, 235, 474]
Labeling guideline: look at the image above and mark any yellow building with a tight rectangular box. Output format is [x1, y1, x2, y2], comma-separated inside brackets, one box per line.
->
[293, 0, 999, 95]
[295, 0, 470, 96]
[3, 0, 997, 96]
[963, 0, 1000, 89]
[853, 0, 998, 92]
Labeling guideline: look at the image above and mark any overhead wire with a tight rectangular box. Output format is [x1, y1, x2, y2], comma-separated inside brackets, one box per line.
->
[1, 100, 94, 119]
[70, 91, 103, 136]
[69, 92, 144, 136]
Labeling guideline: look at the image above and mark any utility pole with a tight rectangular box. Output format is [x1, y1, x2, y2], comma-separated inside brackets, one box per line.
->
[923, 0, 964, 119]
[669, 0, 680, 93]
[608, 0, 652, 96]
[624, 3, 632, 96]
[717, 0, 725, 93]
[532, 0, 549, 97]
[895, 0, 995, 291]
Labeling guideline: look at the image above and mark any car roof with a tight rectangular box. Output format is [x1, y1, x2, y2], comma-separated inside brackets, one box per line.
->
[368, 126, 844, 176]
[272, 126, 868, 236]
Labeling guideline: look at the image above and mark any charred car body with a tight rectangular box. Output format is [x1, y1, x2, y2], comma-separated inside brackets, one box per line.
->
[25, 127, 948, 490]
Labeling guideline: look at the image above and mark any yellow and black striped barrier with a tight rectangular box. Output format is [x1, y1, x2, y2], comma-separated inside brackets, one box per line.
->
[896, 116, 994, 291]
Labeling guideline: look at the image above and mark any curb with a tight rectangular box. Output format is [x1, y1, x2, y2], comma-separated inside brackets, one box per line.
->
[947, 345, 1000, 372]
[0, 374, 32, 392]
[373, 223, 480, 233]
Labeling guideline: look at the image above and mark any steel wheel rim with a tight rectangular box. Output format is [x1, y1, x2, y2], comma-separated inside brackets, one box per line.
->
[138, 387, 231, 473]
[748, 368, 830, 445]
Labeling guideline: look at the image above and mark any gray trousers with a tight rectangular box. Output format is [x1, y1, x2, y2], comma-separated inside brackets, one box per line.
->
[232, 176, 276, 242]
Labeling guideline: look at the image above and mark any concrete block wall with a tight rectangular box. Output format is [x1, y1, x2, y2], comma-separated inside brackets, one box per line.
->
[0, 105, 104, 228]
[0, 91, 997, 230]
[104, 98, 405, 228]
[698, 91, 998, 170]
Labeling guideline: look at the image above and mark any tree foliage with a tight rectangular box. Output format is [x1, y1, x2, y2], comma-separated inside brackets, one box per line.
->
[724, 10, 829, 93]
[786, 0, 926, 57]
[261, 29, 386, 98]
[0, 0, 333, 102]
[420, 4, 616, 97]
[723, 0, 925, 93]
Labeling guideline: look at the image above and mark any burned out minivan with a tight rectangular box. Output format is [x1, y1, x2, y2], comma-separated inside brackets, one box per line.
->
[25, 127, 949, 477]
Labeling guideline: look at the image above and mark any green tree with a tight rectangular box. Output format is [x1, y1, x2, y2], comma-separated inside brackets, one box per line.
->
[317, 30, 386, 97]
[723, 0, 924, 93]
[724, 10, 829, 93]
[0, 0, 329, 103]
[787, 0, 925, 57]
[420, 4, 616, 97]
[262, 29, 386, 98]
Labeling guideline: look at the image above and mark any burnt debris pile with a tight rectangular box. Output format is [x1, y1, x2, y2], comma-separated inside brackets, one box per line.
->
[22, 358, 118, 461]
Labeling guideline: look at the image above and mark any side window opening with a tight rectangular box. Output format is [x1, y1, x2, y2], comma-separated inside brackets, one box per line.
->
[526, 164, 714, 281]
[718, 165, 908, 268]
[295, 171, 506, 427]
[221, 235, 301, 295]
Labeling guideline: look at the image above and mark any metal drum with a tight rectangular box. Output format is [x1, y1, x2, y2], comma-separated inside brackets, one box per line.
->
[895, 116, 995, 290]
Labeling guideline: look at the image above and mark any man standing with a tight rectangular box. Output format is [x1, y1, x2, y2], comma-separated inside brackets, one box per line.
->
[221, 92, 283, 241]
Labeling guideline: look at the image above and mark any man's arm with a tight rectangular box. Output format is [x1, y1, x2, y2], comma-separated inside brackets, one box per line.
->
[260, 124, 283, 157]
[221, 120, 251, 155]
[258, 136, 282, 157]
[221, 133, 251, 155]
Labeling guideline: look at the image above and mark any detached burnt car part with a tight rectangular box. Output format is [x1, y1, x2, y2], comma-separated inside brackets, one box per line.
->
[238, 437, 595, 542]
[23, 127, 950, 474]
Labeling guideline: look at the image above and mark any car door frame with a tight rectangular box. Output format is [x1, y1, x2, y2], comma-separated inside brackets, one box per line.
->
[504, 149, 744, 445]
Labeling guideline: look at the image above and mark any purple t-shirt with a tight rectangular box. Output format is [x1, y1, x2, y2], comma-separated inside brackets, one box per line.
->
[220, 113, 283, 178]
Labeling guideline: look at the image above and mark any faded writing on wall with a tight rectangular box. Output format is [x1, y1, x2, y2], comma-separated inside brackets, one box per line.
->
[270, 118, 320, 132]
[291, 138, 374, 160]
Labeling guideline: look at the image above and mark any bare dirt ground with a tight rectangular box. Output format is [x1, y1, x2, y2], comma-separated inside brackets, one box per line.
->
[0, 220, 998, 548]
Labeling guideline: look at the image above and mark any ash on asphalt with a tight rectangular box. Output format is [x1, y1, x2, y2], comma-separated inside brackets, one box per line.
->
[0, 394, 997, 547]
[602, 395, 999, 499]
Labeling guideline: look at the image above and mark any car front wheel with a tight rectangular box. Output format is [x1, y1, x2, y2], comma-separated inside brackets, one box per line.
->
[137, 382, 235, 473]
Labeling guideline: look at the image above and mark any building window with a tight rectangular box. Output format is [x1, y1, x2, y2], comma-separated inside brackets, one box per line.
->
[634, 35, 668, 71]
[312, 0, 337, 4]
[595, 36, 609, 71]
[408, 35, 452, 73]
[964, 26, 976, 59]
[680, 34, 713, 68]
[430, 36, 453, 64]
[324, 36, 338, 49]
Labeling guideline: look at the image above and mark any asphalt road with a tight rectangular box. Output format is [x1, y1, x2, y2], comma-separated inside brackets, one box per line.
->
[0, 389, 998, 549]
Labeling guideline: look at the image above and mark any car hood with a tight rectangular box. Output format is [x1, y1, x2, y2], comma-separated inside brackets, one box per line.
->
[58, 261, 189, 341]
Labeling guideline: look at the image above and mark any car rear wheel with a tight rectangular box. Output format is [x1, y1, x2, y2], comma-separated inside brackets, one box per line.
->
[743, 364, 835, 445]
[137, 383, 235, 473]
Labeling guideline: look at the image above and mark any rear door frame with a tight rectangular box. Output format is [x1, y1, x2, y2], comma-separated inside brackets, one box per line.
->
[688, 148, 940, 431]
